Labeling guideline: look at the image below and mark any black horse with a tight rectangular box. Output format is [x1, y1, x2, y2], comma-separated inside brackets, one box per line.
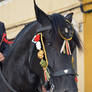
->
[0, 0, 82, 92]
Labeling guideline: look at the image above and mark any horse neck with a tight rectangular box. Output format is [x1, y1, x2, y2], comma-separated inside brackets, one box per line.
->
[1, 50, 32, 92]
[2, 21, 40, 74]
[0, 22, 41, 92]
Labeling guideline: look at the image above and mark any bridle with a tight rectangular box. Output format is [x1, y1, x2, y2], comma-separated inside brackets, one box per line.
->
[0, 35, 17, 91]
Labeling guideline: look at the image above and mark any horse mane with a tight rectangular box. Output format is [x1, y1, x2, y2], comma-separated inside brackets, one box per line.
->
[50, 13, 82, 52]
[4, 21, 39, 65]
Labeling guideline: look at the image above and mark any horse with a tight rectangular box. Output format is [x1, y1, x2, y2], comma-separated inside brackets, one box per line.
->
[0, 0, 82, 92]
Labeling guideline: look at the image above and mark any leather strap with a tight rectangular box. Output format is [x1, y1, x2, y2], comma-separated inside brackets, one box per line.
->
[54, 68, 75, 77]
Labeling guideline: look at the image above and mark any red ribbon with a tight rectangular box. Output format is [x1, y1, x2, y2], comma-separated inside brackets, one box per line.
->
[75, 76, 78, 82]
[65, 40, 69, 55]
[34, 34, 40, 42]
[2, 33, 14, 44]
[44, 70, 47, 81]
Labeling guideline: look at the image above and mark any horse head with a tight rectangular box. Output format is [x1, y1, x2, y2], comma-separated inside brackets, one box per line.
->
[34, 0, 82, 53]
[33, 0, 83, 92]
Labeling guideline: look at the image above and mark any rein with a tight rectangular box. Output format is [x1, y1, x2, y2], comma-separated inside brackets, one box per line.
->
[0, 33, 13, 46]
[0, 33, 6, 46]
[0, 68, 17, 92]
[0, 34, 15, 91]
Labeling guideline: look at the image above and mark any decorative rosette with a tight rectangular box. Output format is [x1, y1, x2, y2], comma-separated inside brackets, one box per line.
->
[32, 34, 41, 50]
[32, 34, 40, 43]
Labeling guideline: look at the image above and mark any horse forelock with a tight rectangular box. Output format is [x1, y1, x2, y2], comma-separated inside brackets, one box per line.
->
[49, 13, 67, 45]
[50, 14, 66, 37]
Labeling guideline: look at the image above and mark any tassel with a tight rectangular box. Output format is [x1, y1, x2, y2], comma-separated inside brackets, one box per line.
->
[44, 70, 47, 81]
[75, 76, 78, 82]
[60, 40, 66, 54]
[45, 69, 50, 81]
[67, 41, 71, 55]
[60, 40, 71, 55]
[40, 59, 47, 68]
[65, 40, 69, 55]
[63, 47, 66, 54]
[44, 69, 50, 81]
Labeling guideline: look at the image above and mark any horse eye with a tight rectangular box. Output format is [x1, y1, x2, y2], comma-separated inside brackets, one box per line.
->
[65, 28, 68, 33]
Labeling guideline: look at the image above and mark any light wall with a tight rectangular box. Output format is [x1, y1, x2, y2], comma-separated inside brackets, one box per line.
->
[0, 0, 81, 39]
[0, 0, 79, 27]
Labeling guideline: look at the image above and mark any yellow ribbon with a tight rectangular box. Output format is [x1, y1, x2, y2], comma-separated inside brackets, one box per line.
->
[39, 33, 48, 69]
[58, 29, 72, 41]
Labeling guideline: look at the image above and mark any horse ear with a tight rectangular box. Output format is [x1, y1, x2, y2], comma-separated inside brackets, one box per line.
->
[65, 12, 73, 23]
[34, 0, 50, 26]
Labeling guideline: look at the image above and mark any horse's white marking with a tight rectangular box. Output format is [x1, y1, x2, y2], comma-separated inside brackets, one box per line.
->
[64, 69, 68, 74]
[65, 28, 68, 33]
